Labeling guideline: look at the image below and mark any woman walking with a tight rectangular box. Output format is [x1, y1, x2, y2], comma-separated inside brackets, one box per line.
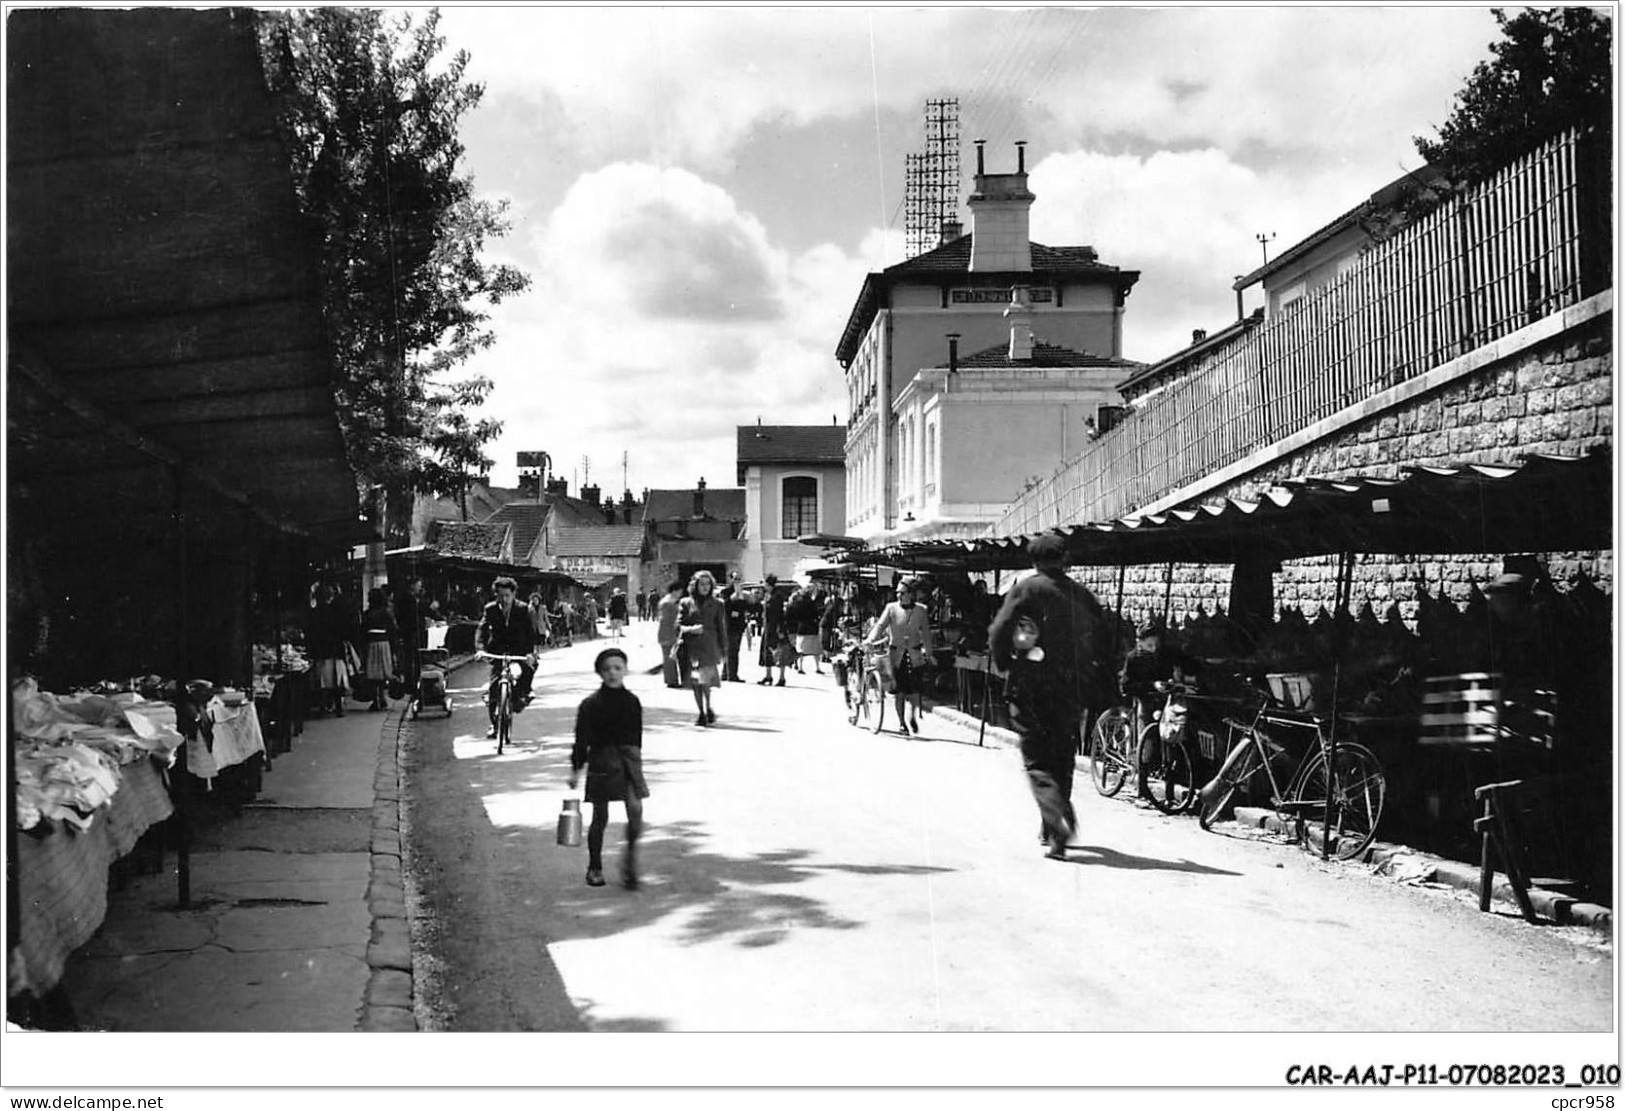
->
[359, 587, 398, 711]
[676, 570, 729, 726]
[865, 577, 933, 735]
[308, 584, 355, 717]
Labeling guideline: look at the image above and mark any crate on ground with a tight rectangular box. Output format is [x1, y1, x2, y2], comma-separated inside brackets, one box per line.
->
[1419, 672, 1501, 750]
[1266, 671, 1327, 712]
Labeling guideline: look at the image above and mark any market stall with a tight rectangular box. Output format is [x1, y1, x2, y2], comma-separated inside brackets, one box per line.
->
[836, 451, 1613, 892]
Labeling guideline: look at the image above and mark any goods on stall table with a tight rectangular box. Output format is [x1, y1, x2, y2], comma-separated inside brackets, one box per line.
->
[10, 678, 186, 832]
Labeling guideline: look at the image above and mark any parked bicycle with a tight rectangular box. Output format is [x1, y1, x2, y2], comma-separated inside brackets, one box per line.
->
[1197, 684, 1387, 861]
[478, 652, 530, 755]
[1137, 680, 1203, 814]
[1088, 698, 1144, 798]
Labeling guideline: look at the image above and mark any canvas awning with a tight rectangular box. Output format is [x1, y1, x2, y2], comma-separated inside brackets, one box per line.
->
[838, 451, 1613, 572]
[7, 9, 362, 546]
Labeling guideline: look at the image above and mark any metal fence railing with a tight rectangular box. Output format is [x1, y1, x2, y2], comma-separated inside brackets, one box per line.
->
[998, 128, 1609, 536]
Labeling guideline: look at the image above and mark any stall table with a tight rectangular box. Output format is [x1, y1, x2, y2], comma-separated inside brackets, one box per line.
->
[10, 757, 175, 1000]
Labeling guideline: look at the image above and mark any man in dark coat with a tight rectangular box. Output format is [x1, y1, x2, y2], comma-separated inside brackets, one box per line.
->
[394, 578, 428, 694]
[721, 584, 753, 682]
[988, 534, 1110, 859]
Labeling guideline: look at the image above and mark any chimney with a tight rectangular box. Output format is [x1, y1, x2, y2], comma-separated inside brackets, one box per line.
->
[693, 477, 706, 518]
[1192, 328, 1208, 345]
[582, 484, 600, 507]
[939, 218, 963, 246]
[968, 141, 1034, 273]
[946, 333, 961, 374]
[518, 470, 540, 499]
[1005, 285, 1035, 362]
[603, 502, 617, 524]
[546, 477, 568, 497]
[621, 490, 634, 525]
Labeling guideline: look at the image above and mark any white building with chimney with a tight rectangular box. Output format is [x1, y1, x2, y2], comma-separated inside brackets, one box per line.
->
[834, 141, 1142, 543]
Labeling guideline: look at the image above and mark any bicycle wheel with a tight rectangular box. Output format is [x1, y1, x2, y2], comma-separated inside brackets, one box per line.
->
[496, 688, 512, 755]
[1089, 706, 1133, 797]
[862, 672, 888, 734]
[1143, 730, 1197, 815]
[1292, 742, 1385, 861]
[1198, 739, 1263, 830]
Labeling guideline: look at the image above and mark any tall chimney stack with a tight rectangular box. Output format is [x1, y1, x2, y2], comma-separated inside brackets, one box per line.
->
[693, 477, 706, 518]
[947, 333, 961, 374]
[968, 143, 1035, 273]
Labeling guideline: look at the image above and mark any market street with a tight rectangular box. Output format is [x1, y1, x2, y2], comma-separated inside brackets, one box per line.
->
[403, 623, 1612, 1033]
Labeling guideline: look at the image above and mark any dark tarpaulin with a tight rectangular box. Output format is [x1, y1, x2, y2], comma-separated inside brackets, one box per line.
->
[837, 451, 1613, 571]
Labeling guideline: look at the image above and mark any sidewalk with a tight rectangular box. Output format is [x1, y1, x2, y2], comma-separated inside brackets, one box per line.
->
[53, 691, 414, 1031]
[923, 699, 1613, 933]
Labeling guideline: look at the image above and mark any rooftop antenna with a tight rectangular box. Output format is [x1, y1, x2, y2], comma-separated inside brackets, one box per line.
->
[1255, 231, 1276, 265]
[904, 97, 961, 258]
[622, 449, 629, 496]
[581, 454, 591, 488]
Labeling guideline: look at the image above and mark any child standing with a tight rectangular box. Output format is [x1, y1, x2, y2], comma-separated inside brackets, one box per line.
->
[569, 648, 648, 889]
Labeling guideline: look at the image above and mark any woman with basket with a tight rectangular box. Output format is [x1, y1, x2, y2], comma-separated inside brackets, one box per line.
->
[865, 577, 933, 735]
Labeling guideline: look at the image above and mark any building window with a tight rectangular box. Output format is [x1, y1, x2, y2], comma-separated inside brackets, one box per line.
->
[926, 423, 936, 483]
[782, 476, 818, 539]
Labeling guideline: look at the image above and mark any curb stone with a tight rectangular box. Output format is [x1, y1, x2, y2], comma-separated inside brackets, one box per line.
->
[1231, 806, 1612, 934]
[357, 702, 419, 1031]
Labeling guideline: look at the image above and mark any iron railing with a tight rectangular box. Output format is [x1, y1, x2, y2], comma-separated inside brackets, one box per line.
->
[998, 128, 1609, 535]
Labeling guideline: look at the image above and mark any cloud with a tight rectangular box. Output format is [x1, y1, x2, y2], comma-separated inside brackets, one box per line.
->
[461, 161, 859, 492]
[1029, 140, 1417, 364]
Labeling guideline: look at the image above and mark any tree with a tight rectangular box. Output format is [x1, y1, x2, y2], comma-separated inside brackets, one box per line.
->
[256, 8, 529, 545]
[1414, 7, 1612, 187]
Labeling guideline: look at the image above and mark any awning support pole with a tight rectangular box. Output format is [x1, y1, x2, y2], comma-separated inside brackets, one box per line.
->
[1161, 561, 1175, 625]
[1323, 550, 1355, 860]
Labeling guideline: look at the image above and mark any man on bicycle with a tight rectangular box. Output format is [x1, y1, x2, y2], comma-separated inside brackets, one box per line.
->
[1120, 618, 1200, 796]
[477, 576, 537, 739]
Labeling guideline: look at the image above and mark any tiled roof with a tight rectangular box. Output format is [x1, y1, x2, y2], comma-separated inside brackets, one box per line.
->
[481, 502, 551, 561]
[736, 425, 846, 483]
[549, 525, 646, 558]
[952, 340, 1141, 370]
[836, 236, 1142, 366]
[428, 520, 511, 561]
[645, 487, 748, 521]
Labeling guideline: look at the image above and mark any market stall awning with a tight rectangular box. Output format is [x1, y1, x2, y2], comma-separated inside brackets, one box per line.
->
[382, 549, 585, 588]
[7, 9, 361, 543]
[838, 451, 1613, 571]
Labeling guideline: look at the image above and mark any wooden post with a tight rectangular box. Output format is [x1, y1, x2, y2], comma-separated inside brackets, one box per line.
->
[1323, 550, 1354, 860]
[171, 465, 191, 909]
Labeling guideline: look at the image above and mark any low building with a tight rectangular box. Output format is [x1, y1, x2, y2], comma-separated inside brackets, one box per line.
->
[887, 286, 1139, 543]
[736, 422, 848, 582]
[546, 524, 650, 602]
[644, 481, 747, 587]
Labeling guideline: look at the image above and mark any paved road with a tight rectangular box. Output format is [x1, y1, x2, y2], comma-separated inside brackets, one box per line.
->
[403, 622, 1611, 1034]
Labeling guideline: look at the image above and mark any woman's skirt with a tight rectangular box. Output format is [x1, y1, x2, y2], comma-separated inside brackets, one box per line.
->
[893, 653, 921, 695]
[364, 640, 394, 681]
[313, 657, 348, 690]
[585, 744, 651, 803]
[678, 649, 721, 690]
[795, 633, 822, 657]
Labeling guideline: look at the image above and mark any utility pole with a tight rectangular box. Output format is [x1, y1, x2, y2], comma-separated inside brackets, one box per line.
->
[1256, 231, 1276, 265]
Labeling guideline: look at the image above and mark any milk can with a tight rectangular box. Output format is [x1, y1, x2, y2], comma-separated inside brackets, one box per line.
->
[556, 798, 583, 847]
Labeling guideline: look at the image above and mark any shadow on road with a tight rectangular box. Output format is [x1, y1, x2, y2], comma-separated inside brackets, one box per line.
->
[1062, 844, 1242, 876]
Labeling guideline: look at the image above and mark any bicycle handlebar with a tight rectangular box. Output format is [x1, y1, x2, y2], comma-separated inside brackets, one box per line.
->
[477, 652, 532, 662]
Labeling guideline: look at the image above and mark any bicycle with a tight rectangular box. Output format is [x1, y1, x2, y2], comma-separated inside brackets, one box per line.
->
[1138, 680, 1201, 814]
[1088, 699, 1142, 797]
[1197, 686, 1387, 861]
[836, 641, 891, 734]
[478, 652, 530, 755]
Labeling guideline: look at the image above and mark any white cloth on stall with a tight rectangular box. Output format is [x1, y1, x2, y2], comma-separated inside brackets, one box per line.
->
[203, 697, 266, 775]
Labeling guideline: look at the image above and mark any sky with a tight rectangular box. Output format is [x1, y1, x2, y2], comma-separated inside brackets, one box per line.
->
[426, 4, 1508, 497]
